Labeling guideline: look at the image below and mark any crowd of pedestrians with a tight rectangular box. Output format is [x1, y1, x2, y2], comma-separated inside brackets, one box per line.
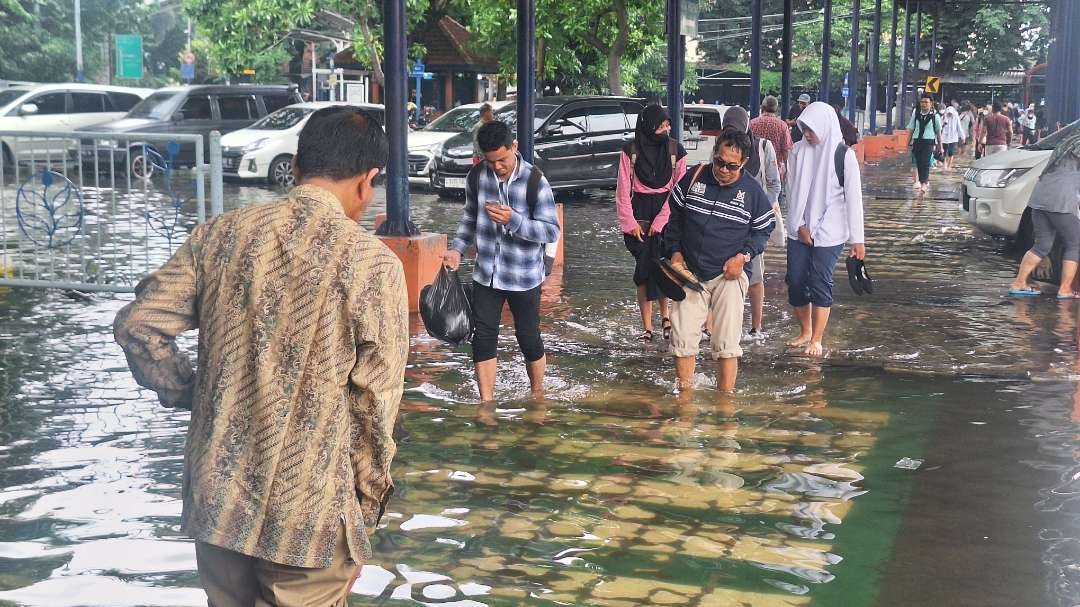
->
[108, 84, 1070, 604]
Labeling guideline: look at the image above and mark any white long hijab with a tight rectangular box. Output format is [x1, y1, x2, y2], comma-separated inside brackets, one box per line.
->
[785, 102, 844, 240]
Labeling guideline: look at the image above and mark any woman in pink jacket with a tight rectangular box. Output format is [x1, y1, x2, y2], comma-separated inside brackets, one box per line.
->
[616, 105, 688, 342]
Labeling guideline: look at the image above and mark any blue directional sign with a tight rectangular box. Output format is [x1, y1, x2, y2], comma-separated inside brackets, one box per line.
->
[842, 86, 850, 98]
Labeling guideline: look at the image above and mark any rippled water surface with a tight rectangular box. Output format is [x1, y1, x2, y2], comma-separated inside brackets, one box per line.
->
[1, 158, 1080, 606]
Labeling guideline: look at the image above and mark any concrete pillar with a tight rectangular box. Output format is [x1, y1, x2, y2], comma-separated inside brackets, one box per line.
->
[821, 0, 834, 102]
[667, 0, 685, 141]
[750, 0, 762, 117]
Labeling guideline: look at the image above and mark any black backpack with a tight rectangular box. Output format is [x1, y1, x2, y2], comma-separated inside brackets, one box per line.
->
[834, 142, 849, 188]
[465, 163, 556, 275]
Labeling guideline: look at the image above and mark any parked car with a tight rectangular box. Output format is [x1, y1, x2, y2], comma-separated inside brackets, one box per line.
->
[960, 119, 1078, 243]
[683, 103, 730, 164]
[430, 96, 645, 197]
[408, 101, 512, 183]
[220, 101, 384, 187]
[77, 84, 302, 177]
[0, 83, 152, 169]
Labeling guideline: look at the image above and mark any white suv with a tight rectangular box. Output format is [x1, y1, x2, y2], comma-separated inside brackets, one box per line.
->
[220, 101, 384, 187]
[961, 120, 1077, 239]
[0, 83, 152, 168]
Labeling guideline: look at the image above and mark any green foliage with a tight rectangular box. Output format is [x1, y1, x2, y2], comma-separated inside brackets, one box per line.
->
[182, 0, 317, 78]
[466, 0, 668, 95]
[0, 0, 154, 83]
[697, 0, 1049, 98]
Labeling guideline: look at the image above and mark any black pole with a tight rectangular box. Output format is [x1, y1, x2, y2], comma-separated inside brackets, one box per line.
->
[913, 1, 922, 85]
[750, 0, 762, 117]
[869, 0, 882, 133]
[821, 0, 834, 102]
[1065, 0, 1080, 124]
[375, 0, 417, 236]
[929, 0, 939, 75]
[886, 0, 899, 133]
[848, 0, 861, 123]
[667, 0, 684, 142]
[516, 0, 535, 161]
[900, 0, 911, 128]
[782, 0, 794, 116]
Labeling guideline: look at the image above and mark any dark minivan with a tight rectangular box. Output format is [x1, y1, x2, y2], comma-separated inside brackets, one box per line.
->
[430, 96, 644, 197]
[78, 84, 302, 177]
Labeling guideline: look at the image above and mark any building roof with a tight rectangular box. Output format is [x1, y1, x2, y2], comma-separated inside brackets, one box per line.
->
[335, 16, 497, 72]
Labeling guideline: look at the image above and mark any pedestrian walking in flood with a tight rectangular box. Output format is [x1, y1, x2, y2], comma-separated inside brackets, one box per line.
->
[113, 107, 409, 606]
[908, 94, 943, 194]
[941, 103, 965, 171]
[785, 102, 867, 357]
[959, 101, 976, 157]
[1022, 106, 1039, 145]
[442, 120, 561, 402]
[665, 129, 775, 393]
[984, 102, 1013, 157]
[722, 106, 782, 339]
[787, 93, 811, 144]
[615, 104, 688, 342]
[471, 103, 495, 161]
[831, 102, 860, 147]
[750, 95, 793, 178]
[1008, 128, 1080, 299]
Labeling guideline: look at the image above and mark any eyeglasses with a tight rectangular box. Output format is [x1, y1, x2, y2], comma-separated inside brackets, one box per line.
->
[712, 159, 743, 172]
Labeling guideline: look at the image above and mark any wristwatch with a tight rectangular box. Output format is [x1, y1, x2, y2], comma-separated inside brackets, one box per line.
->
[740, 251, 752, 263]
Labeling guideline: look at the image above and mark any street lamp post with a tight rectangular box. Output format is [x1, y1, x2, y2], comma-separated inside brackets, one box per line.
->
[74, 0, 84, 82]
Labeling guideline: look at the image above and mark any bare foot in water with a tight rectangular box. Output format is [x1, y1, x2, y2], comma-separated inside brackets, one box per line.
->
[803, 342, 824, 357]
[787, 333, 812, 348]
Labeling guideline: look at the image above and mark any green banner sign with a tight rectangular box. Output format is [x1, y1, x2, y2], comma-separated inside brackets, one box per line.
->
[115, 35, 143, 80]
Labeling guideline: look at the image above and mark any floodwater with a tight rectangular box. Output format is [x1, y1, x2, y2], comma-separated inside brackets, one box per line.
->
[1, 157, 1080, 606]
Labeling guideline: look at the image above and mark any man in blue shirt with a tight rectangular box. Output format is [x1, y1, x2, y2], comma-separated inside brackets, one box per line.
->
[666, 129, 775, 393]
[442, 121, 561, 402]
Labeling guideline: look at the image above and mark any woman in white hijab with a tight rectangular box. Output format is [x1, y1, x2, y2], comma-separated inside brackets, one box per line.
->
[784, 102, 867, 357]
[941, 104, 964, 171]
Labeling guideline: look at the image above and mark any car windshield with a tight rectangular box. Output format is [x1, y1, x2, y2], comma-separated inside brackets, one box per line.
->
[0, 89, 27, 109]
[493, 104, 559, 132]
[126, 91, 184, 120]
[423, 106, 482, 133]
[1023, 120, 1079, 151]
[251, 107, 312, 130]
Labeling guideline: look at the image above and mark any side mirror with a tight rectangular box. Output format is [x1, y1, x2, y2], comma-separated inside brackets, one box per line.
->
[171, 111, 185, 122]
[545, 124, 564, 137]
[19, 103, 38, 116]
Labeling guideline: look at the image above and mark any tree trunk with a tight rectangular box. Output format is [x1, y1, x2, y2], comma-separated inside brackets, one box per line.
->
[358, 9, 384, 87]
[610, 0, 630, 95]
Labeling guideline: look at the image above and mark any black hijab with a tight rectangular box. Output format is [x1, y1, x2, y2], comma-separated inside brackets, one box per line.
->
[624, 104, 686, 189]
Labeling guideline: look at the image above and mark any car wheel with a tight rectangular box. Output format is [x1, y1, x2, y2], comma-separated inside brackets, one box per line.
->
[1010, 208, 1035, 259]
[268, 155, 295, 188]
[129, 148, 158, 180]
[1, 143, 13, 181]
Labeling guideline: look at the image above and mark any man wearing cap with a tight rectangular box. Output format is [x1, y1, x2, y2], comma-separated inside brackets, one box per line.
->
[787, 94, 812, 144]
[665, 129, 775, 393]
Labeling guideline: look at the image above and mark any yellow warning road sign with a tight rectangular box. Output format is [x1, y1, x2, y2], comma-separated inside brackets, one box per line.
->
[925, 75, 941, 94]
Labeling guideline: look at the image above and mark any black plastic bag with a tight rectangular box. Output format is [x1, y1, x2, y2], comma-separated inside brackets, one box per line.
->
[420, 266, 473, 344]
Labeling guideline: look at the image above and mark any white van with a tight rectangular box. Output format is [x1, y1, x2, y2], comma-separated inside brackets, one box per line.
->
[961, 120, 1079, 241]
[0, 83, 152, 167]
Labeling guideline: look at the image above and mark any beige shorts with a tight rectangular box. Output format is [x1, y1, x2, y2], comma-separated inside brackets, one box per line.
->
[749, 253, 764, 286]
[671, 273, 749, 360]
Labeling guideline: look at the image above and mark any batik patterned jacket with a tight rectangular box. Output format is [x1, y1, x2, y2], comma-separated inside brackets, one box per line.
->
[114, 184, 409, 568]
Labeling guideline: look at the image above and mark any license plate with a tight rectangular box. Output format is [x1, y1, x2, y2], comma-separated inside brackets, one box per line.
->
[223, 158, 239, 170]
[444, 177, 466, 190]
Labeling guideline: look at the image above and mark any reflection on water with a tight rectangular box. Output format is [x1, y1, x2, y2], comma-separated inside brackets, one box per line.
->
[0, 163, 1078, 605]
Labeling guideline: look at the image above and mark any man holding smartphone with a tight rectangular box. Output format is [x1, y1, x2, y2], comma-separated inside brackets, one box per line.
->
[442, 121, 561, 402]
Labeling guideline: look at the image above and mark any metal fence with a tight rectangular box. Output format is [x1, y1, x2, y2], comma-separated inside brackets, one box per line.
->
[0, 129, 223, 293]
